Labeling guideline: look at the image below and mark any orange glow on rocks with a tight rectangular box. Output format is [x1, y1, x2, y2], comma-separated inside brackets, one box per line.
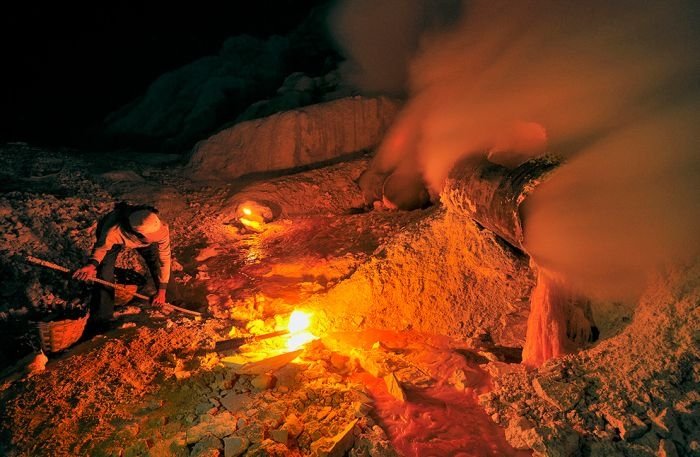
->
[239, 217, 263, 231]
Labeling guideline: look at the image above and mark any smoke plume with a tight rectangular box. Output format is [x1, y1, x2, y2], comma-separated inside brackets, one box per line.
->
[331, 0, 700, 300]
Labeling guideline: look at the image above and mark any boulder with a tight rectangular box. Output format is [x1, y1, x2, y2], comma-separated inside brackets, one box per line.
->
[251, 373, 276, 391]
[220, 393, 253, 415]
[223, 436, 249, 457]
[190, 435, 223, 457]
[270, 428, 289, 445]
[187, 96, 400, 180]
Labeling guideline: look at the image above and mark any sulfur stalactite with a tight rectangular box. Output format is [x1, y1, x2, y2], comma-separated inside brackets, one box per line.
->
[443, 155, 601, 366]
[521, 268, 596, 367]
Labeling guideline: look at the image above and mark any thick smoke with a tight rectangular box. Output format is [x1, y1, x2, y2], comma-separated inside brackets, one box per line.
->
[328, 0, 461, 96]
[331, 0, 700, 299]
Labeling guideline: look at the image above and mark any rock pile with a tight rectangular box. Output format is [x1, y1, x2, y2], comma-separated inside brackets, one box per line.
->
[147, 339, 398, 457]
[481, 264, 700, 456]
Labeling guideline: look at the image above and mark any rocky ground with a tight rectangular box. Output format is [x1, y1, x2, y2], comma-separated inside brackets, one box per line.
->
[0, 142, 697, 457]
[481, 263, 700, 457]
[0, 143, 529, 456]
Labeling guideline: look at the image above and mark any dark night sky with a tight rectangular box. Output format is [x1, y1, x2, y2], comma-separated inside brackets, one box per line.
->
[0, 1, 329, 149]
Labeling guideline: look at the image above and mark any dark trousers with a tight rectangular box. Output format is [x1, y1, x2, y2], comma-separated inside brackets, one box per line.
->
[90, 243, 162, 323]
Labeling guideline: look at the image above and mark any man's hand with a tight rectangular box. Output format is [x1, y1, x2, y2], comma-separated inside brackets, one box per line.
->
[151, 289, 167, 306]
[73, 264, 97, 281]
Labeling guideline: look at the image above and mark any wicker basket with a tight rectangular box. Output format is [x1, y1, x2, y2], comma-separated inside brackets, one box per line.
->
[33, 313, 89, 353]
[114, 284, 138, 306]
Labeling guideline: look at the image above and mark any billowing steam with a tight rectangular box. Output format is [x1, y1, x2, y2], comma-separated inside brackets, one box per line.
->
[331, 0, 700, 300]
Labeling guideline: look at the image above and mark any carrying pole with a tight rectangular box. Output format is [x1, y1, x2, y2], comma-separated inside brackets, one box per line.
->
[26, 255, 202, 317]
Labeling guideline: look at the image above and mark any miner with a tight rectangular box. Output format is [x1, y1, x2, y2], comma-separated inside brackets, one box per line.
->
[73, 202, 171, 328]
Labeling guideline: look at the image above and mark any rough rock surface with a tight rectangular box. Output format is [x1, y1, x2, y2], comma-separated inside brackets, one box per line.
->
[220, 158, 370, 221]
[1, 143, 697, 456]
[482, 263, 700, 456]
[186, 96, 400, 180]
[305, 208, 534, 348]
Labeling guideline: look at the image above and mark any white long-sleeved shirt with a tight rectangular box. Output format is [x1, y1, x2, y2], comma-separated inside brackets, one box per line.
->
[90, 210, 171, 288]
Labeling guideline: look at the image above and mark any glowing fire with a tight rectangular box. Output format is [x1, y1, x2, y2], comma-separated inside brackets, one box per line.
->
[286, 310, 316, 351]
[240, 217, 262, 230]
[239, 206, 264, 231]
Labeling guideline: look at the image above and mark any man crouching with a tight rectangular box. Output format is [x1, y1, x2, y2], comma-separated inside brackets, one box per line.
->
[73, 202, 171, 327]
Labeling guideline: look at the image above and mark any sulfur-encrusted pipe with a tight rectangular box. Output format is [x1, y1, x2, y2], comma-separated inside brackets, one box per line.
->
[441, 155, 560, 251]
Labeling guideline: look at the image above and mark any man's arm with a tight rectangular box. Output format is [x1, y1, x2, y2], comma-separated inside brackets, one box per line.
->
[74, 214, 118, 281]
[151, 226, 171, 305]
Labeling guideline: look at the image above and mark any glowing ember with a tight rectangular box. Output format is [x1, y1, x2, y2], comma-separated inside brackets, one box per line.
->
[242, 207, 252, 216]
[286, 310, 316, 350]
[240, 217, 262, 231]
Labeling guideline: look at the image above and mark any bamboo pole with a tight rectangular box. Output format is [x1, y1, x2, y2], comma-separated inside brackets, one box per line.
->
[26, 255, 202, 317]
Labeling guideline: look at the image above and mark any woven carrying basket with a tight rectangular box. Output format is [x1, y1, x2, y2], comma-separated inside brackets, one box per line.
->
[114, 284, 138, 306]
[33, 314, 89, 353]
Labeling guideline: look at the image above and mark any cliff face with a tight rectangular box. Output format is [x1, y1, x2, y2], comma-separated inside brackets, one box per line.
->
[186, 96, 400, 181]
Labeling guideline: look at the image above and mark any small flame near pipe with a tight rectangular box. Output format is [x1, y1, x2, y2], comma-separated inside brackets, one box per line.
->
[240, 206, 264, 231]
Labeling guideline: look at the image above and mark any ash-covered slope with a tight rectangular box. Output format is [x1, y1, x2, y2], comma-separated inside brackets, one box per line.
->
[304, 207, 534, 348]
[481, 263, 700, 456]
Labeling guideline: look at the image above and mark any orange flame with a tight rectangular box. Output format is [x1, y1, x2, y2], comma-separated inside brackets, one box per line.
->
[240, 217, 262, 230]
[286, 310, 315, 351]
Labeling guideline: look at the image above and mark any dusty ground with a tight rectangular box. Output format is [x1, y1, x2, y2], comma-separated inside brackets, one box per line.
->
[1, 143, 697, 457]
[481, 263, 700, 457]
[0, 144, 530, 457]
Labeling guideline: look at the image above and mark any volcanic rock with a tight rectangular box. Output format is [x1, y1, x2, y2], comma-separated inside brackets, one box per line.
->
[220, 393, 253, 415]
[251, 373, 275, 391]
[310, 419, 358, 457]
[235, 350, 303, 375]
[269, 428, 288, 445]
[236, 423, 266, 444]
[648, 408, 675, 438]
[330, 353, 349, 370]
[352, 402, 372, 418]
[223, 436, 249, 457]
[190, 435, 223, 457]
[504, 416, 538, 450]
[186, 412, 236, 444]
[187, 96, 400, 180]
[604, 412, 648, 441]
[658, 439, 679, 457]
[530, 425, 580, 457]
[532, 377, 582, 412]
[282, 414, 304, 438]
